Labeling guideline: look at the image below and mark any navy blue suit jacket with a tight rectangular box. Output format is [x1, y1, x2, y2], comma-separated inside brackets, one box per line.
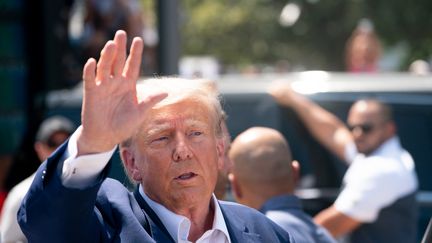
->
[18, 142, 293, 243]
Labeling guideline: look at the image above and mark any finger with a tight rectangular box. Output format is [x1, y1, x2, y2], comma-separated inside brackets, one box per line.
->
[137, 93, 168, 113]
[268, 81, 286, 96]
[267, 84, 279, 97]
[112, 30, 127, 77]
[96, 41, 116, 83]
[123, 37, 144, 81]
[83, 58, 97, 89]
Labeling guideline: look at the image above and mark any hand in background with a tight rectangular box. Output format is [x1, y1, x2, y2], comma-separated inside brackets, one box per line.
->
[267, 80, 298, 106]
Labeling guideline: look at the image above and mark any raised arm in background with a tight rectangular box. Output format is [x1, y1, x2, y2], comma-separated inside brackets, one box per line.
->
[268, 82, 353, 162]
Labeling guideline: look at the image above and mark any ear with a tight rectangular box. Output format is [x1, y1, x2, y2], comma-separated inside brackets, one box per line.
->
[34, 142, 44, 160]
[34, 142, 51, 162]
[386, 121, 397, 135]
[216, 137, 225, 170]
[228, 173, 242, 200]
[291, 160, 301, 186]
[121, 148, 142, 182]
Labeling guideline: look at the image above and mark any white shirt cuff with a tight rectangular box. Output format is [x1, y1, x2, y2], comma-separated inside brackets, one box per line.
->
[61, 126, 117, 188]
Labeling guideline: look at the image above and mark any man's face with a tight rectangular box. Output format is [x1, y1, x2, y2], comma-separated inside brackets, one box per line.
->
[35, 131, 71, 162]
[129, 99, 223, 212]
[347, 102, 391, 155]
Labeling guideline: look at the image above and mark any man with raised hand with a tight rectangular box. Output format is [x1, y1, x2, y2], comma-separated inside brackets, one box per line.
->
[18, 30, 293, 243]
[269, 83, 418, 243]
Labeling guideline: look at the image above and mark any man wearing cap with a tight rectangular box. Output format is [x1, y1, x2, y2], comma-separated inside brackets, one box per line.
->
[0, 116, 75, 243]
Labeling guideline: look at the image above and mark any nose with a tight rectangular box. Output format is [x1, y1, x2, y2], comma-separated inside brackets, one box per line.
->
[351, 127, 364, 138]
[172, 135, 193, 162]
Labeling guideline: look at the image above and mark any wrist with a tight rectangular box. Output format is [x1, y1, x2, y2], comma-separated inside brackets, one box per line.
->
[76, 128, 117, 156]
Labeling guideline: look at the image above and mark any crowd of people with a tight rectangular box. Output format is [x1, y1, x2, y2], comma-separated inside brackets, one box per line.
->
[0, 22, 425, 242]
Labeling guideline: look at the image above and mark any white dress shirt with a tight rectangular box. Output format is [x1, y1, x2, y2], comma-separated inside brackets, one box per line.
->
[335, 136, 418, 222]
[61, 127, 230, 242]
[139, 186, 230, 243]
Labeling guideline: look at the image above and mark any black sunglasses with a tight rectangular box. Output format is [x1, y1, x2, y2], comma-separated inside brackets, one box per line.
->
[347, 123, 374, 134]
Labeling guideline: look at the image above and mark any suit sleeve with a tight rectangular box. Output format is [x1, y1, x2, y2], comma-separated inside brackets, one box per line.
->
[17, 141, 112, 243]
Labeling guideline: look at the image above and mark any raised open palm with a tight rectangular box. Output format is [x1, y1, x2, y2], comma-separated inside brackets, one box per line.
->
[77, 30, 167, 155]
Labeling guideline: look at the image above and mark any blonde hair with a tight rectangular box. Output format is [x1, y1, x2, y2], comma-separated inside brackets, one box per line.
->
[121, 77, 224, 148]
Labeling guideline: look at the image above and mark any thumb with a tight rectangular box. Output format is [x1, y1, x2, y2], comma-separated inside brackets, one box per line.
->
[137, 92, 168, 114]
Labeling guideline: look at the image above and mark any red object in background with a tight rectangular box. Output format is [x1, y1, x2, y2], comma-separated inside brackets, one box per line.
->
[0, 190, 7, 213]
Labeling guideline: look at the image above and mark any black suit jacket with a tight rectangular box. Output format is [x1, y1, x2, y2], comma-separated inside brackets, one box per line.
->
[18, 142, 293, 242]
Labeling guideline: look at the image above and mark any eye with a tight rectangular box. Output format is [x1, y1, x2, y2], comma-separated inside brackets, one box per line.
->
[152, 136, 168, 143]
[190, 131, 203, 137]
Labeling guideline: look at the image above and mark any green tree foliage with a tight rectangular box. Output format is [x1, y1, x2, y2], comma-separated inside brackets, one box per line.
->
[365, 0, 432, 68]
[180, 0, 432, 71]
[181, 0, 285, 68]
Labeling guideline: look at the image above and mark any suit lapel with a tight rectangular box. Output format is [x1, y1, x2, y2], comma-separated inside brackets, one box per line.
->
[134, 189, 176, 243]
[219, 202, 262, 243]
[134, 191, 262, 243]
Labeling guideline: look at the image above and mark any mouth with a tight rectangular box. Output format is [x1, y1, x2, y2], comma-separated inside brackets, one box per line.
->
[175, 172, 197, 180]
